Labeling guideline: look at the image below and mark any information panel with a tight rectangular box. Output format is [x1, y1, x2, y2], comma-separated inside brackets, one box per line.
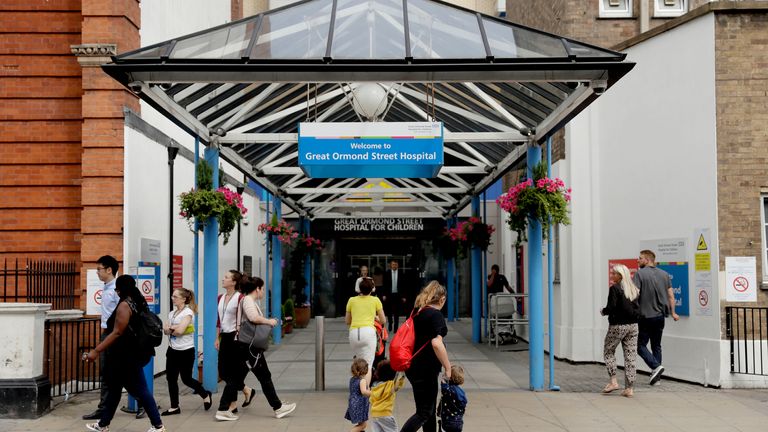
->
[298, 122, 443, 178]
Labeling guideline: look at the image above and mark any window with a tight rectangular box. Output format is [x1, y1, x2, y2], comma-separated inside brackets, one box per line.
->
[599, 0, 633, 18]
[654, 0, 687, 18]
[762, 196, 768, 281]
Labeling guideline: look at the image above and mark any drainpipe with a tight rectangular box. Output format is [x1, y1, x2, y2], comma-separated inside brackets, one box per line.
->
[167, 146, 179, 303]
[236, 185, 245, 272]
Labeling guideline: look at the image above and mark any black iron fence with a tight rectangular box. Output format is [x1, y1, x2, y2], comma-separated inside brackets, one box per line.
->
[726, 306, 768, 376]
[1, 259, 78, 309]
[45, 317, 102, 398]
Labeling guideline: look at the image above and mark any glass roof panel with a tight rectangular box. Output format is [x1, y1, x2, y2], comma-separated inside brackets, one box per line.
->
[564, 40, 620, 58]
[408, 0, 485, 59]
[122, 44, 169, 59]
[482, 18, 567, 58]
[250, 0, 333, 59]
[170, 19, 258, 59]
[331, 0, 405, 59]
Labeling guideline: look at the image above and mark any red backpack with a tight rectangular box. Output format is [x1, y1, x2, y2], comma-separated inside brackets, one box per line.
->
[389, 308, 430, 372]
[374, 320, 389, 356]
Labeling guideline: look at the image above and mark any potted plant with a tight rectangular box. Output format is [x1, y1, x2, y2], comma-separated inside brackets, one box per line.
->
[282, 298, 295, 334]
[497, 161, 571, 245]
[178, 160, 247, 245]
[293, 285, 310, 329]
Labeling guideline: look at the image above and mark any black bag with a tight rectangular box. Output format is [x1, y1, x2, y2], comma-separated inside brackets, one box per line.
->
[126, 299, 163, 364]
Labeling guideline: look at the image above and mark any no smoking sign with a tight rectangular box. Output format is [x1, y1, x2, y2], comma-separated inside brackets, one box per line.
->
[733, 276, 749, 292]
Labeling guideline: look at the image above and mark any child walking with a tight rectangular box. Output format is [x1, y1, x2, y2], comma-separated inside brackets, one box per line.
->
[438, 365, 467, 432]
[368, 359, 405, 432]
[345, 358, 371, 432]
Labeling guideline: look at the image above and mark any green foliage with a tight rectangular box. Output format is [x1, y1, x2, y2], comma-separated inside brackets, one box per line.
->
[196, 159, 227, 190]
[178, 186, 247, 244]
[282, 298, 295, 324]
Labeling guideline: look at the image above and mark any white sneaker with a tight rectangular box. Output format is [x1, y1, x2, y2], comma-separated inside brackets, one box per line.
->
[215, 410, 239, 421]
[649, 365, 665, 385]
[147, 426, 166, 432]
[274, 402, 296, 419]
[86, 423, 109, 432]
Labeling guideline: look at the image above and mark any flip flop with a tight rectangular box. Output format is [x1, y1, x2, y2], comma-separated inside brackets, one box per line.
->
[602, 384, 619, 394]
[621, 388, 634, 398]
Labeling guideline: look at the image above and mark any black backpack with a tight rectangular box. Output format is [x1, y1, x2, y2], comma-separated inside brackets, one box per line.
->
[126, 299, 163, 365]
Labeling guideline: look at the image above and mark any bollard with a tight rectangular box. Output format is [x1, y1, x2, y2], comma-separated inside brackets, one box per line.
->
[315, 316, 325, 391]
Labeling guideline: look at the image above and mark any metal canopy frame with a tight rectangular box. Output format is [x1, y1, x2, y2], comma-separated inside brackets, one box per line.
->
[103, 0, 634, 219]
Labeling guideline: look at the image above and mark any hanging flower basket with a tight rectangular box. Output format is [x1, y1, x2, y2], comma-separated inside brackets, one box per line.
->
[179, 186, 247, 245]
[258, 214, 298, 245]
[497, 162, 571, 245]
[293, 233, 323, 256]
[436, 217, 495, 260]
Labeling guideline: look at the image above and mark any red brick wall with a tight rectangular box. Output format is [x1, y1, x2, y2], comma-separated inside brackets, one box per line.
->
[78, 0, 140, 308]
[0, 0, 83, 264]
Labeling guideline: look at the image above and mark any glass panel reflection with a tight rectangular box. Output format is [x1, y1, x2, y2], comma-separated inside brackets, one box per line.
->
[251, 0, 333, 59]
[121, 44, 168, 59]
[483, 18, 567, 58]
[408, 0, 485, 59]
[565, 40, 622, 58]
[332, 0, 405, 59]
[171, 19, 257, 59]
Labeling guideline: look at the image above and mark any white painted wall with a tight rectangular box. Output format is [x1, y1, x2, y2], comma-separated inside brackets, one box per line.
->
[124, 126, 265, 374]
[556, 12, 722, 385]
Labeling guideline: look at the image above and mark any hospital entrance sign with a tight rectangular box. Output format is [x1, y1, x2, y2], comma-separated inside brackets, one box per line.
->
[298, 122, 443, 178]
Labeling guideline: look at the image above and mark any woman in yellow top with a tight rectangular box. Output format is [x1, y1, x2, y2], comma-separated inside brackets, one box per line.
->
[346, 277, 386, 383]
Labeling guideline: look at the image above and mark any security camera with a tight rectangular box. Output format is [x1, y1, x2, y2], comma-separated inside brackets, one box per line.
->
[590, 80, 607, 96]
[159, 83, 172, 91]
[128, 82, 143, 94]
[242, 215, 250, 226]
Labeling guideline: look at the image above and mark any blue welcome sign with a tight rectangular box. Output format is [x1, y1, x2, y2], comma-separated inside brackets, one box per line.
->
[298, 122, 444, 178]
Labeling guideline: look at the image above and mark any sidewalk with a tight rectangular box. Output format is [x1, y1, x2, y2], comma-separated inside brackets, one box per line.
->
[3, 318, 766, 431]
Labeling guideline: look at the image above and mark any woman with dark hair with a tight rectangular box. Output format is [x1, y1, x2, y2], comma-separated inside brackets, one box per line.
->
[219, 276, 296, 420]
[214, 270, 252, 420]
[83, 275, 165, 432]
[346, 277, 386, 384]
[400, 281, 452, 432]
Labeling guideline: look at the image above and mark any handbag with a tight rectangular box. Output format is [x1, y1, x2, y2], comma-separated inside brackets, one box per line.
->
[237, 300, 271, 352]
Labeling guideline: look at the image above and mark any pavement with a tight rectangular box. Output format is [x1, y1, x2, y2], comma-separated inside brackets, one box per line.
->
[3, 318, 767, 431]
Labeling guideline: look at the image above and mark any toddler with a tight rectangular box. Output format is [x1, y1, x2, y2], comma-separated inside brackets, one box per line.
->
[368, 359, 406, 432]
[345, 358, 371, 432]
[438, 365, 467, 432]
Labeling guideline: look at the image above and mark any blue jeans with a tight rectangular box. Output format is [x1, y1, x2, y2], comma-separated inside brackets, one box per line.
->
[637, 315, 665, 369]
[99, 356, 161, 428]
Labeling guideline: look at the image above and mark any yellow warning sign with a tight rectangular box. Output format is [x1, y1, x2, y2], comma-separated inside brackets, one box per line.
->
[697, 234, 708, 251]
[695, 253, 711, 272]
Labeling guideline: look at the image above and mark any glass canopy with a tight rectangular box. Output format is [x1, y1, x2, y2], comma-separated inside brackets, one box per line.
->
[103, 0, 634, 220]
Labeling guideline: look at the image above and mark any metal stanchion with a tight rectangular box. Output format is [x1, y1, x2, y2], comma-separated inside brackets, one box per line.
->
[315, 316, 325, 391]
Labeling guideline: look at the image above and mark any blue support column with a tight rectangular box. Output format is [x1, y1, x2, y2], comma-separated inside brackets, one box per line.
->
[446, 218, 455, 322]
[546, 137, 559, 391]
[264, 193, 270, 315]
[192, 137, 200, 366]
[527, 144, 544, 390]
[482, 191, 488, 338]
[452, 215, 459, 321]
[202, 147, 219, 391]
[271, 197, 282, 344]
[471, 196, 482, 343]
[302, 217, 312, 305]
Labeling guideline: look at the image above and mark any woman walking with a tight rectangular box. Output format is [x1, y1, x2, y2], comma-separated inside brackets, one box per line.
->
[215, 270, 252, 420]
[235, 276, 297, 419]
[82, 275, 165, 432]
[400, 281, 452, 432]
[346, 277, 386, 383]
[601, 264, 641, 397]
[161, 288, 212, 416]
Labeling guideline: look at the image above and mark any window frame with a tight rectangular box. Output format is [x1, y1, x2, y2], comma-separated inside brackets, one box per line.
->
[599, 0, 633, 19]
[654, 0, 688, 18]
[761, 195, 768, 282]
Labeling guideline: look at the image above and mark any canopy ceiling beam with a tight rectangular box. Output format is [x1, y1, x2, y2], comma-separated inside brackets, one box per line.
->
[304, 201, 456, 208]
[219, 130, 528, 145]
[463, 82, 527, 131]
[260, 166, 487, 175]
[286, 187, 466, 194]
[217, 83, 282, 132]
[534, 83, 595, 142]
[139, 84, 212, 141]
[314, 211, 444, 219]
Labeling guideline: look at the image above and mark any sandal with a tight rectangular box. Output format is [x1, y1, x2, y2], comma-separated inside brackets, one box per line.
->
[601, 383, 619, 394]
[242, 387, 255, 407]
[621, 388, 634, 398]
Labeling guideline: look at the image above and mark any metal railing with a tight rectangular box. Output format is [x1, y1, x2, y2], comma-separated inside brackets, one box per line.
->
[45, 317, 102, 398]
[1, 259, 78, 309]
[726, 306, 768, 376]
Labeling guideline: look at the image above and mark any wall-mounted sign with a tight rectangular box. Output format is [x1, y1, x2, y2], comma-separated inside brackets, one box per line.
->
[298, 122, 443, 178]
[725, 256, 757, 302]
[334, 218, 425, 232]
[640, 238, 689, 316]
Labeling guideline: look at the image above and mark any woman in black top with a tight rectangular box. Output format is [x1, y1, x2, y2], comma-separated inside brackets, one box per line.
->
[400, 281, 452, 432]
[600, 264, 641, 397]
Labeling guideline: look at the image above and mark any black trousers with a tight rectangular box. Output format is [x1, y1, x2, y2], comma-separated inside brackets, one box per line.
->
[245, 347, 282, 410]
[386, 292, 406, 331]
[165, 347, 207, 408]
[400, 370, 439, 432]
[217, 332, 247, 411]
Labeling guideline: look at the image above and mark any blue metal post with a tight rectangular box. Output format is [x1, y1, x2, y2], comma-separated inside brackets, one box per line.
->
[302, 217, 312, 305]
[202, 147, 219, 391]
[271, 197, 282, 344]
[446, 218, 455, 322]
[527, 144, 544, 390]
[546, 137, 559, 391]
[452, 215, 459, 321]
[192, 137, 200, 366]
[264, 193, 270, 316]
[471, 196, 482, 343]
[482, 191, 488, 339]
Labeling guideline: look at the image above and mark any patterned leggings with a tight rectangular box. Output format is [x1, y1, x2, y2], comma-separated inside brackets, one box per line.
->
[603, 323, 639, 388]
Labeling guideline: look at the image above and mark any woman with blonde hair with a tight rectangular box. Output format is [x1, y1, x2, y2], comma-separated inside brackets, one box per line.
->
[601, 264, 641, 397]
[401, 281, 452, 432]
[162, 288, 212, 415]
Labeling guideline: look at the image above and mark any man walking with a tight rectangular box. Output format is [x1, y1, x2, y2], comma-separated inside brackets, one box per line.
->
[632, 250, 679, 385]
[382, 259, 407, 332]
[82, 255, 145, 420]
